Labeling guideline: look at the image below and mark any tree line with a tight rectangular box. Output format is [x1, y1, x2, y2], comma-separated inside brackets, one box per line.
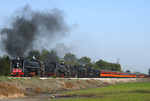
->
[0, 49, 122, 76]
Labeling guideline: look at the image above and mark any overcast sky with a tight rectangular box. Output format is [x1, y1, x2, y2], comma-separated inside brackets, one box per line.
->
[0, 0, 150, 74]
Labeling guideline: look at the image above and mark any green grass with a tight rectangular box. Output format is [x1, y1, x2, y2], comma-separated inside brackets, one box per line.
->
[49, 81, 150, 101]
[0, 76, 12, 81]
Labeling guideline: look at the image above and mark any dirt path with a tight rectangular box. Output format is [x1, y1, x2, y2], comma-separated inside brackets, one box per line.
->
[0, 94, 52, 101]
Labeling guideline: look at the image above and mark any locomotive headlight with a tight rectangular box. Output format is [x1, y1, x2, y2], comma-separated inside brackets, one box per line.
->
[17, 63, 19, 67]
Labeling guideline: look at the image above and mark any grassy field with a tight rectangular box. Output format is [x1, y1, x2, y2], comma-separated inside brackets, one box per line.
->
[50, 81, 150, 101]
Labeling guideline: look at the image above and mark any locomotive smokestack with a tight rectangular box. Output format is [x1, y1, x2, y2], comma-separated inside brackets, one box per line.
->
[0, 5, 69, 58]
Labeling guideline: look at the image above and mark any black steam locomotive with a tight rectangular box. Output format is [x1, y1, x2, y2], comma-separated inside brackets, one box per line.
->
[10, 57, 44, 77]
[10, 57, 148, 78]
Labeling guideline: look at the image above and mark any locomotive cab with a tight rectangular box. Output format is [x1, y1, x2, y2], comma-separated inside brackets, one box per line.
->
[44, 63, 57, 77]
[86, 67, 95, 78]
[58, 64, 68, 77]
[74, 65, 86, 78]
[69, 66, 78, 77]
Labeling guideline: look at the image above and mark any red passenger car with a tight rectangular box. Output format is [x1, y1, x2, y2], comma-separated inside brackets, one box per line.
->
[100, 70, 137, 78]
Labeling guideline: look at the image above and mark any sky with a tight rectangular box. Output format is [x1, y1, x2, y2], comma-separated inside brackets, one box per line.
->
[0, 0, 150, 74]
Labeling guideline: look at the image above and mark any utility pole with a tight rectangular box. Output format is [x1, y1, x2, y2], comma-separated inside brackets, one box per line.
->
[117, 58, 122, 71]
[149, 69, 150, 77]
[117, 58, 120, 64]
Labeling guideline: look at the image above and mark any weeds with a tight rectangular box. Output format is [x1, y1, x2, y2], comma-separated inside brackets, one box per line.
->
[0, 82, 25, 97]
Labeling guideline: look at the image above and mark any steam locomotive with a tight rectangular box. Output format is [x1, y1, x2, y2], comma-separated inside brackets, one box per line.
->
[10, 57, 148, 78]
[10, 57, 44, 77]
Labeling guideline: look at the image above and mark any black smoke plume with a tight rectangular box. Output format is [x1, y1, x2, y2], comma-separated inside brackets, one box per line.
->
[0, 5, 69, 58]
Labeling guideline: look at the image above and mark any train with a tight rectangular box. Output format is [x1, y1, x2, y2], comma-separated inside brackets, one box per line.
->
[10, 57, 149, 78]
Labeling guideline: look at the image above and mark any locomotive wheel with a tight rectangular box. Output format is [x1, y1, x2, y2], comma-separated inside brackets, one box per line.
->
[57, 72, 60, 77]
[41, 72, 44, 77]
[38, 71, 42, 77]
